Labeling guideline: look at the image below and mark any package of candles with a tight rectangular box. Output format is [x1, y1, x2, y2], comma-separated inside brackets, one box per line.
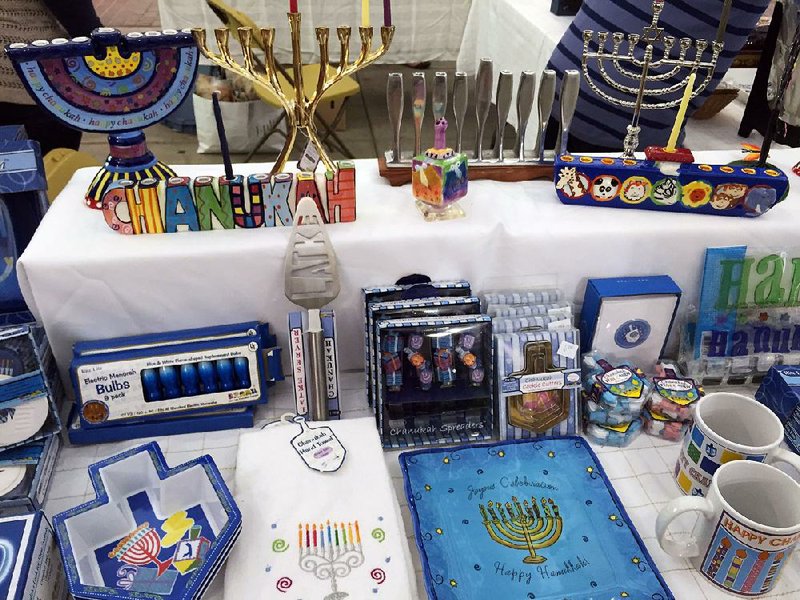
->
[69, 321, 282, 430]
[0, 511, 68, 600]
[375, 314, 493, 448]
[0, 324, 63, 453]
[53, 442, 241, 600]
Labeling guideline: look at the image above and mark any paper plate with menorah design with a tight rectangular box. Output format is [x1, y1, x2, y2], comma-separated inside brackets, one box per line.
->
[400, 437, 672, 600]
[6, 28, 198, 209]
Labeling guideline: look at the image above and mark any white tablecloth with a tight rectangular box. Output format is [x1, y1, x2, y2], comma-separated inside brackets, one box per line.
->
[159, 0, 473, 64]
[457, 0, 572, 148]
[17, 150, 800, 383]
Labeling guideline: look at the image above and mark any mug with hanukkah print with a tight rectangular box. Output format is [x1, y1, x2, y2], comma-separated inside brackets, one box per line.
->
[674, 392, 800, 497]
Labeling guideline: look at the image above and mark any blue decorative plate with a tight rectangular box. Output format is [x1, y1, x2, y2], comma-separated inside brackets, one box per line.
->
[400, 437, 672, 600]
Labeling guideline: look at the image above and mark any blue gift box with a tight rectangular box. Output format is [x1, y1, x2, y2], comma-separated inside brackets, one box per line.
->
[0, 511, 68, 600]
[0, 125, 49, 316]
[0, 435, 59, 514]
[580, 276, 681, 369]
[756, 366, 800, 455]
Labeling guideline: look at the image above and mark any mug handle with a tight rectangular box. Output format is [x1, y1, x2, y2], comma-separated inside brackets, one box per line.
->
[656, 496, 716, 558]
[768, 447, 800, 474]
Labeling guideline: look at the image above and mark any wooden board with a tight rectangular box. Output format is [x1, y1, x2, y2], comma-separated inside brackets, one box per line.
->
[377, 157, 554, 186]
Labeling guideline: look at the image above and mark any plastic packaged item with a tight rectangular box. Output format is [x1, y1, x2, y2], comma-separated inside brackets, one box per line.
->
[583, 354, 650, 421]
[642, 408, 689, 441]
[485, 300, 573, 319]
[584, 393, 638, 427]
[648, 365, 703, 422]
[584, 419, 643, 447]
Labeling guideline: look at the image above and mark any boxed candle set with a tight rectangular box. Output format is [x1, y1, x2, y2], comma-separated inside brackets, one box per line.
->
[0, 435, 59, 515]
[375, 314, 493, 448]
[580, 275, 682, 373]
[53, 442, 241, 600]
[68, 321, 282, 443]
[0, 324, 64, 452]
[367, 295, 481, 407]
[756, 365, 800, 455]
[485, 299, 572, 319]
[289, 309, 341, 419]
[0, 511, 68, 600]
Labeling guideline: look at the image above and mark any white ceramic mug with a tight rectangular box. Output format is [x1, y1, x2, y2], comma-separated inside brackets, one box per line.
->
[674, 392, 800, 497]
[657, 461, 800, 596]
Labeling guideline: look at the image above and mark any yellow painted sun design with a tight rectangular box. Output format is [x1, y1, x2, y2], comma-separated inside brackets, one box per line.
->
[681, 181, 712, 208]
[86, 47, 141, 78]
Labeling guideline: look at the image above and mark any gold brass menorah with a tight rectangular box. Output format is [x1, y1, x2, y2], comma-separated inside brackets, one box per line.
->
[192, 14, 394, 174]
[479, 496, 563, 564]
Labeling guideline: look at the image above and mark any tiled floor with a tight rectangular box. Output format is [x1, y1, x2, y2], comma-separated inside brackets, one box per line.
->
[46, 371, 800, 599]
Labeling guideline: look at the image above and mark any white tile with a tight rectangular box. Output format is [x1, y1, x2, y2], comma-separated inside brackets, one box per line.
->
[642, 536, 693, 573]
[47, 469, 90, 500]
[597, 451, 633, 479]
[206, 445, 239, 470]
[661, 569, 705, 598]
[168, 432, 205, 453]
[640, 472, 682, 505]
[612, 476, 651, 508]
[44, 495, 86, 518]
[692, 570, 736, 600]
[656, 445, 681, 473]
[626, 504, 660, 538]
[628, 432, 655, 449]
[625, 447, 669, 477]
[203, 429, 240, 449]
[166, 449, 205, 467]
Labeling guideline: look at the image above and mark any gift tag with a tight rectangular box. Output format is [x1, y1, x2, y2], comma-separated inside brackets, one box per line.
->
[290, 415, 346, 473]
[297, 141, 321, 172]
[557, 340, 579, 359]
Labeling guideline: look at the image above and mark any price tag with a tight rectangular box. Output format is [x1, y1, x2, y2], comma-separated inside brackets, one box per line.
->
[297, 141, 321, 172]
[557, 340, 579, 359]
[548, 318, 572, 331]
[290, 416, 346, 473]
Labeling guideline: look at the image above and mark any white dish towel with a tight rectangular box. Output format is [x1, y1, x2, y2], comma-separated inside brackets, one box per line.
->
[223, 417, 418, 600]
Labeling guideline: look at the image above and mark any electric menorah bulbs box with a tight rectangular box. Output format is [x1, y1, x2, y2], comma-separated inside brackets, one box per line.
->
[0, 324, 64, 453]
[0, 435, 59, 515]
[375, 314, 493, 449]
[70, 321, 283, 428]
[580, 275, 682, 372]
[757, 366, 800, 455]
[0, 125, 49, 317]
[0, 511, 68, 600]
[367, 295, 481, 409]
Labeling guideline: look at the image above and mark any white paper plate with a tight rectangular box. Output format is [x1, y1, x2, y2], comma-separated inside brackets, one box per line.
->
[0, 465, 26, 496]
[0, 395, 49, 447]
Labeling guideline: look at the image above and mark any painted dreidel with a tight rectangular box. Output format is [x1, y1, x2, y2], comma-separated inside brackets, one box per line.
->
[5, 28, 198, 209]
[411, 117, 468, 221]
[381, 332, 404, 392]
[456, 332, 485, 386]
[432, 333, 455, 388]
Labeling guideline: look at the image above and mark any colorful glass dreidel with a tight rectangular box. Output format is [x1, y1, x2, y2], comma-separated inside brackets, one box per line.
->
[404, 333, 433, 391]
[411, 117, 468, 221]
[456, 332, 485, 386]
[381, 332, 404, 393]
[507, 341, 570, 433]
[432, 334, 455, 388]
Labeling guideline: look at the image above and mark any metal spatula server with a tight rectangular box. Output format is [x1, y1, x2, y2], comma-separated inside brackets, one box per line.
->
[284, 197, 340, 421]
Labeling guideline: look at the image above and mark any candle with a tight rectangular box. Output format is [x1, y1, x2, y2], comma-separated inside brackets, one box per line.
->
[335, 525, 339, 546]
[355, 521, 362, 543]
[289, 0, 298, 12]
[666, 72, 695, 152]
[313, 524, 317, 547]
[341, 522, 347, 545]
[327, 520, 332, 546]
[305, 523, 309, 548]
[298, 524, 302, 548]
[383, 0, 392, 27]
[362, 0, 370, 28]
[348, 522, 354, 547]
[320, 524, 325, 548]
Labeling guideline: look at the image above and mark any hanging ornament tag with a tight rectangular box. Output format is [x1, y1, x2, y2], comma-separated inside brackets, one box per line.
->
[297, 140, 321, 172]
[290, 415, 346, 472]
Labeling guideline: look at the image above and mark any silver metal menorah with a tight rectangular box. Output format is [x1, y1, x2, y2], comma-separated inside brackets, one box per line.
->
[299, 521, 364, 600]
[582, 0, 723, 157]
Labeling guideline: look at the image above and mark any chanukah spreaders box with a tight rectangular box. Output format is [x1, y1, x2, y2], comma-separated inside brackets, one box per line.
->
[69, 321, 282, 429]
[53, 442, 240, 600]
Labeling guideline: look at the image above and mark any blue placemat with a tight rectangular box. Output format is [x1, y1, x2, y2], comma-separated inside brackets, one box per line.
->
[400, 436, 673, 600]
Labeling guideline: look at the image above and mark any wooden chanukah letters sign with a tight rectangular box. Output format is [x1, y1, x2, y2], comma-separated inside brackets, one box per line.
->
[101, 162, 356, 234]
